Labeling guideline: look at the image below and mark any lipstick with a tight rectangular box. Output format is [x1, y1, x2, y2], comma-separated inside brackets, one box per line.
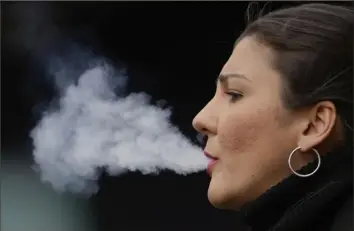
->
[204, 152, 218, 176]
[207, 159, 217, 175]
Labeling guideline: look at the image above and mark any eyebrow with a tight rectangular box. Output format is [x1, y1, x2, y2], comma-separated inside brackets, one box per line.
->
[216, 73, 252, 85]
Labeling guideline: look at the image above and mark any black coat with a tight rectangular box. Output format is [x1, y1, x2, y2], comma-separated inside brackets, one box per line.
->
[330, 196, 353, 231]
[239, 146, 353, 231]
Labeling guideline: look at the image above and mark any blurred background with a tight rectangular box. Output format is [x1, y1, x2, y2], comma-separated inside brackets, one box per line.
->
[2, 1, 335, 231]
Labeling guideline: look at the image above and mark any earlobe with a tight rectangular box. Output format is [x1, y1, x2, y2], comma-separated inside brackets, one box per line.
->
[298, 101, 337, 152]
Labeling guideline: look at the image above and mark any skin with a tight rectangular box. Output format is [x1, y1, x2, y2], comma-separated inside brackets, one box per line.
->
[192, 36, 339, 210]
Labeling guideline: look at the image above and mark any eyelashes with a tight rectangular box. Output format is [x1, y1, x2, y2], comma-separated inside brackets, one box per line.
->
[225, 91, 243, 103]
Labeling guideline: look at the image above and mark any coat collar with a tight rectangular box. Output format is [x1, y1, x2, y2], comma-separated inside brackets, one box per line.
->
[238, 146, 353, 231]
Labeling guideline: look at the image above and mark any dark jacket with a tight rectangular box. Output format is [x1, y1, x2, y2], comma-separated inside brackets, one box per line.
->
[239, 146, 353, 231]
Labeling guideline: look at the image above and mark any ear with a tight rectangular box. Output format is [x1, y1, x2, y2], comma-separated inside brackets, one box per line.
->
[297, 101, 337, 152]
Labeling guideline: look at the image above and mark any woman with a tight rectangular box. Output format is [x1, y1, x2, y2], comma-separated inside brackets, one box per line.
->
[193, 3, 353, 231]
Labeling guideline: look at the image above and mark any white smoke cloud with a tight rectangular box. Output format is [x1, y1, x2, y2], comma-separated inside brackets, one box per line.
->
[30, 58, 208, 195]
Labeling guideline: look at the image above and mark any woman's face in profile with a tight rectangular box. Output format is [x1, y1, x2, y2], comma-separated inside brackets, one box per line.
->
[192, 36, 305, 210]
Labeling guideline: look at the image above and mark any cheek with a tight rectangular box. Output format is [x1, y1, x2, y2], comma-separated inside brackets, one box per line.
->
[216, 103, 295, 177]
[217, 107, 269, 153]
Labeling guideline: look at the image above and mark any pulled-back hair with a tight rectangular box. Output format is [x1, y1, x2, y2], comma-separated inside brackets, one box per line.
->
[241, 3, 353, 146]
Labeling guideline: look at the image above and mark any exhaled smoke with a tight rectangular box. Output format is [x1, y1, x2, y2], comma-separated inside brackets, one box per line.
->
[30, 59, 208, 195]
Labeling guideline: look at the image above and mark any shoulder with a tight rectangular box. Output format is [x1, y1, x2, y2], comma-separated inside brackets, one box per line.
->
[330, 195, 353, 231]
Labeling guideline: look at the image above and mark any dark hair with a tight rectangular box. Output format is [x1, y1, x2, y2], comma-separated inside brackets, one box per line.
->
[241, 3, 353, 145]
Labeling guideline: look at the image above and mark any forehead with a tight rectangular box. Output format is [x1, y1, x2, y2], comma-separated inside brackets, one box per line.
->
[221, 36, 281, 86]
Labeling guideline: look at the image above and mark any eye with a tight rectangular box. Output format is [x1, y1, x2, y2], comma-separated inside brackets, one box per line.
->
[225, 91, 243, 103]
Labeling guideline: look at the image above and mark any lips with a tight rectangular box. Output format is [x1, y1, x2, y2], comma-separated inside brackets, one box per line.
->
[204, 152, 218, 175]
[204, 152, 218, 160]
[207, 159, 217, 175]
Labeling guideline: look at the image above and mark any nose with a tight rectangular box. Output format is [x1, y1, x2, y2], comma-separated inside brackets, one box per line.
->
[192, 99, 218, 136]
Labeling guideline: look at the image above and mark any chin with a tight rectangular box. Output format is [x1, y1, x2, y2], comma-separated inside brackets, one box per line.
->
[207, 194, 233, 210]
[207, 179, 245, 210]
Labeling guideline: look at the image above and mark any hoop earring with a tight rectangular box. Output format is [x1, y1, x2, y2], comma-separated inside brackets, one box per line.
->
[288, 146, 321, 178]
